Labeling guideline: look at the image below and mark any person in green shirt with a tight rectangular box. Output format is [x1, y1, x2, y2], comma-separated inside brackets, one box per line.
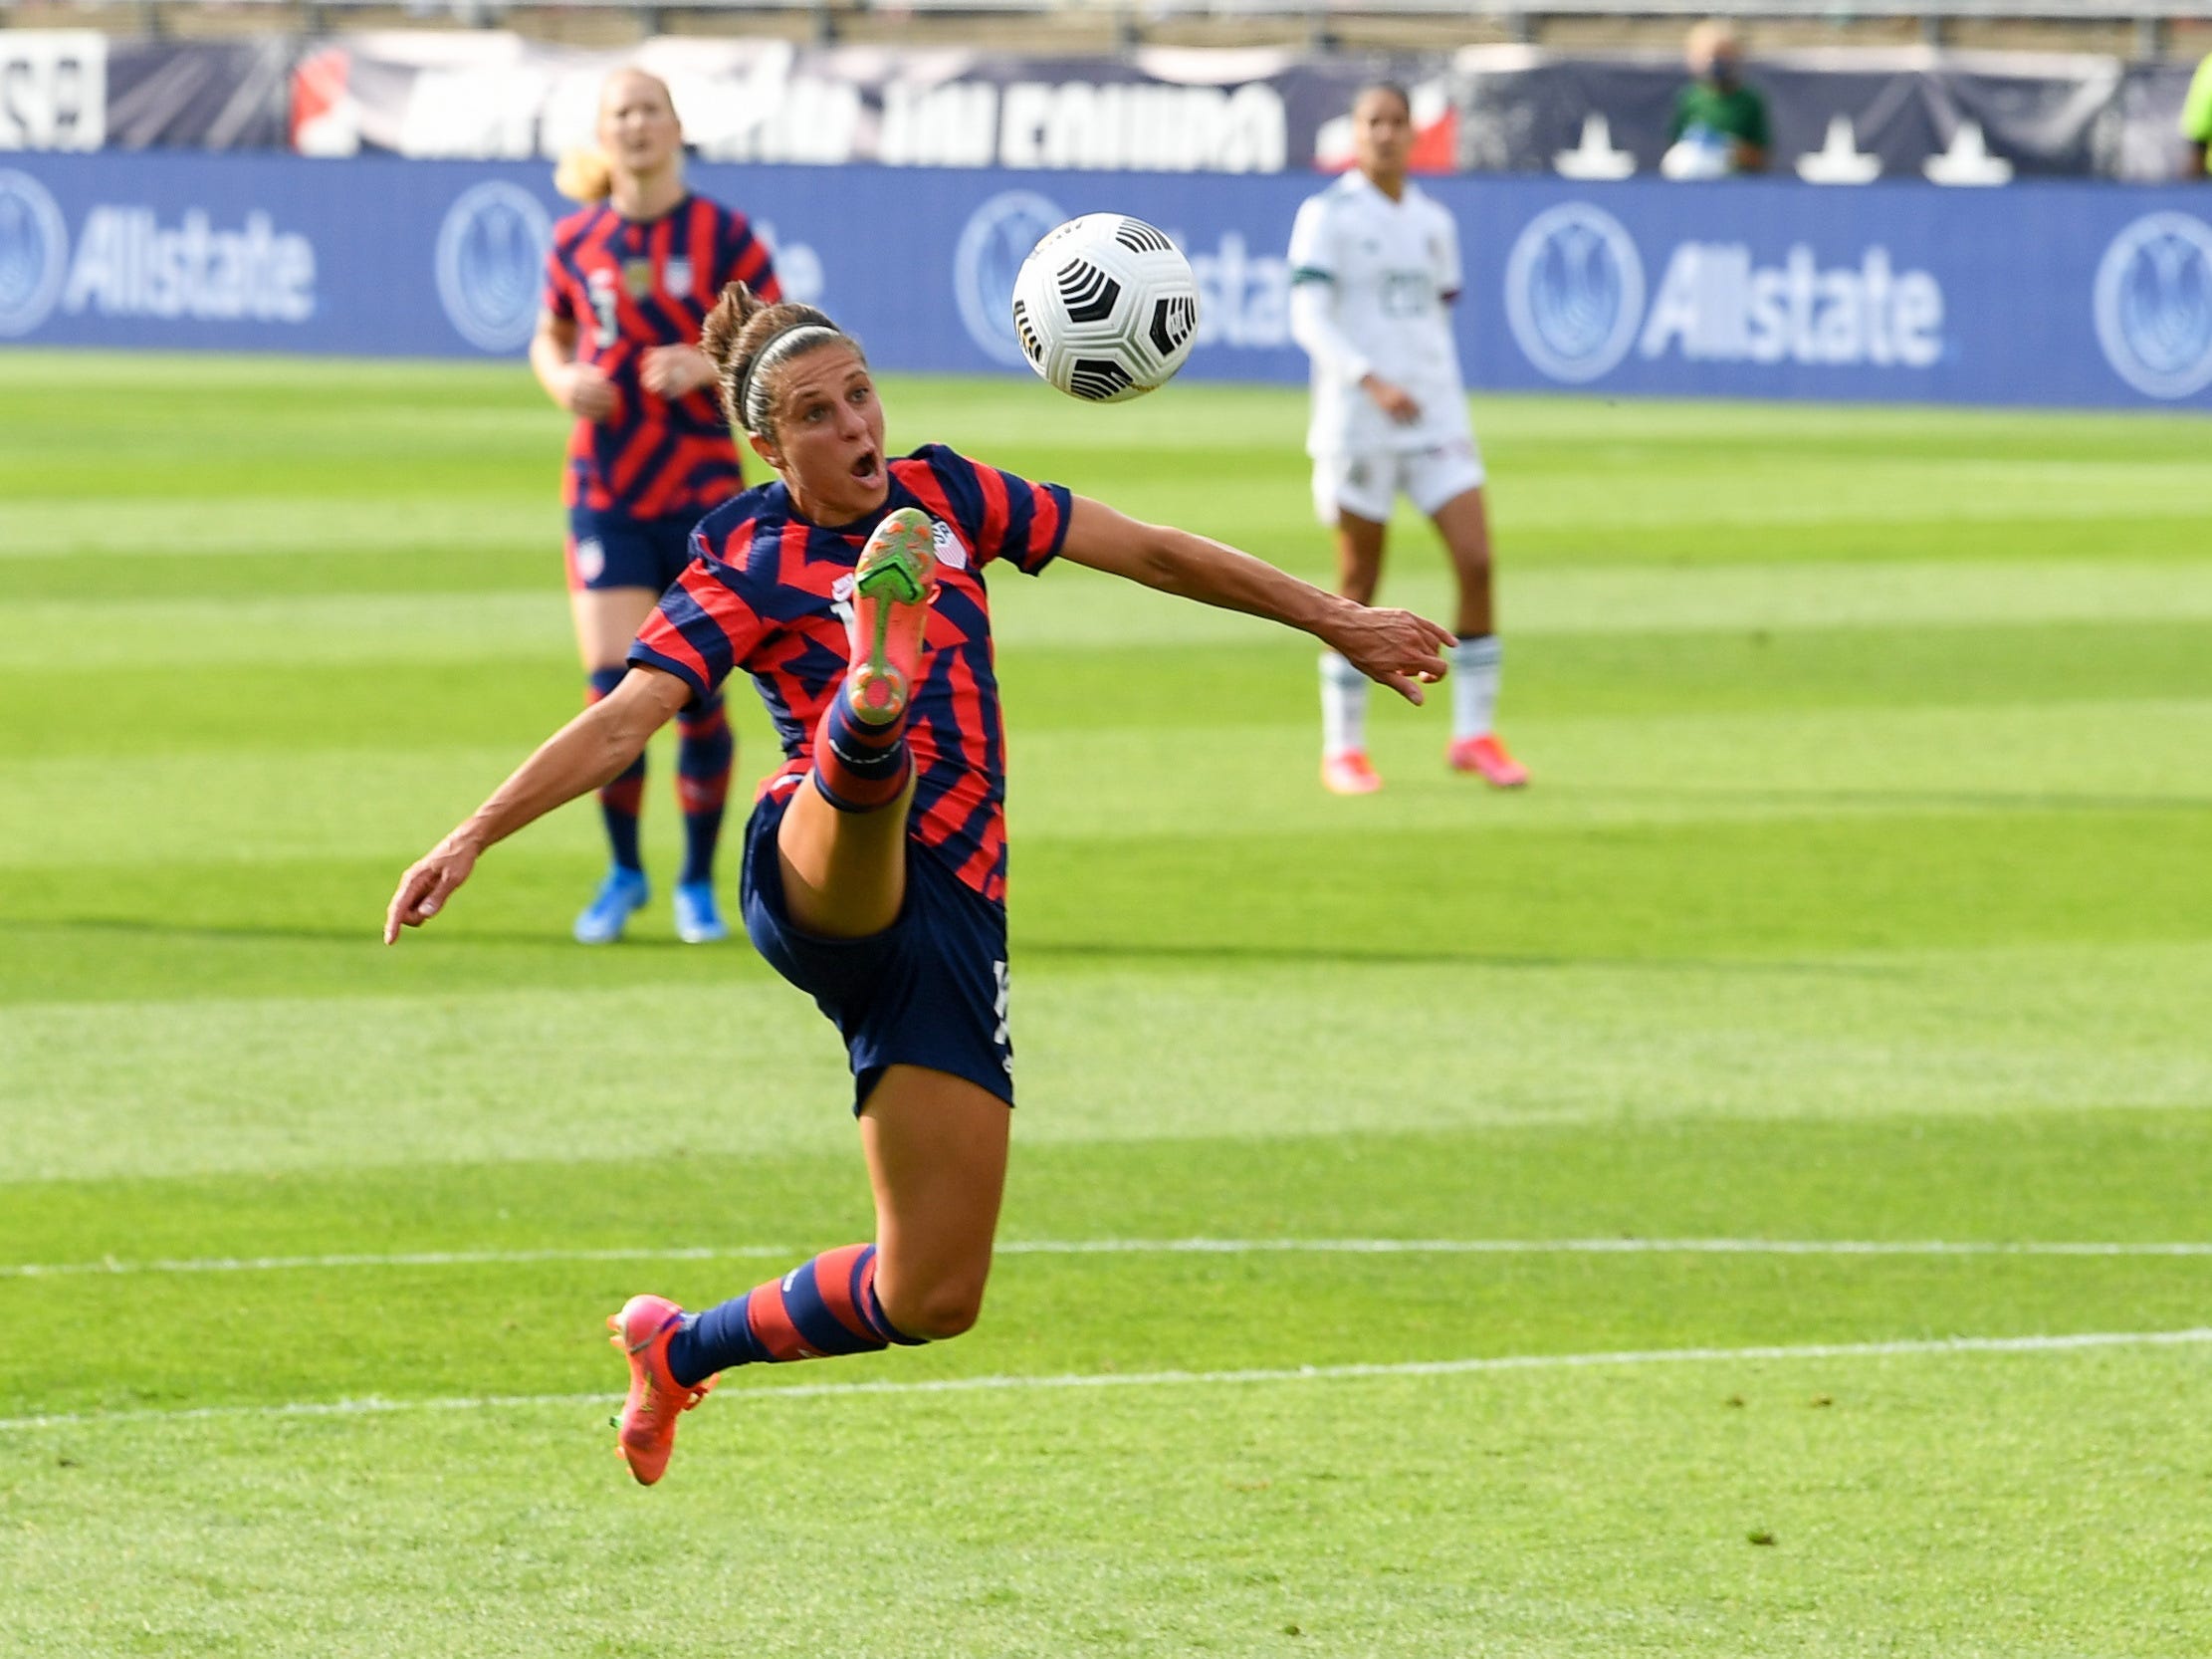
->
[1665, 21, 1769, 175]
[2182, 51, 2212, 177]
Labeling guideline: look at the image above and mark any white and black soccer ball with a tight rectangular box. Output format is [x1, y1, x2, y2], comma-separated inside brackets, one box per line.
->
[1009, 213, 1201, 403]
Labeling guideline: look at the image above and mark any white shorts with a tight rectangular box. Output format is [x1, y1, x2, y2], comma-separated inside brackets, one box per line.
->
[1311, 438, 1485, 526]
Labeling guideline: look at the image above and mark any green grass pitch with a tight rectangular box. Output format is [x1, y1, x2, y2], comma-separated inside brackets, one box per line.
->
[3, 350, 2210, 1656]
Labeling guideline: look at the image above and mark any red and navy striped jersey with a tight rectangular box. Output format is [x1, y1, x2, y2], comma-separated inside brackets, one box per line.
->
[541, 193, 780, 519]
[628, 445, 1072, 906]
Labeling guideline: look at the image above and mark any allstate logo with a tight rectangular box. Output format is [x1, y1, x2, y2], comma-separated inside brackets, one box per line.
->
[2094, 212, 2212, 400]
[0, 169, 68, 339]
[436, 180, 553, 354]
[955, 189, 1064, 367]
[1504, 202, 1645, 384]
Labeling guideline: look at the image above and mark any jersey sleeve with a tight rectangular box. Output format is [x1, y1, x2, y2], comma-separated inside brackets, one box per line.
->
[900, 445, 1072, 577]
[627, 541, 768, 703]
[720, 210, 783, 304]
[1287, 194, 1336, 286]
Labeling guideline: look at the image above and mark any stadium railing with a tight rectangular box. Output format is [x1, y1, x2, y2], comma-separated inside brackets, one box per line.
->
[20, 0, 2212, 54]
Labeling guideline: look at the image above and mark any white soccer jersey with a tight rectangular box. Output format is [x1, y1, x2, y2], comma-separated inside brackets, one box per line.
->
[1286, 172, 1471, 457]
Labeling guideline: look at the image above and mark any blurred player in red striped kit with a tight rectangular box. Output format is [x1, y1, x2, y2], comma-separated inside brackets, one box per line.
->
[533, 67, 781, 943]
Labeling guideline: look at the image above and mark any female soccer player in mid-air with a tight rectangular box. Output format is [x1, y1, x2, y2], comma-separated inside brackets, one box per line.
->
[1288, 82, 1528, 796]
[384, 283, 1454, 1486]
[534, 67, 780, 944]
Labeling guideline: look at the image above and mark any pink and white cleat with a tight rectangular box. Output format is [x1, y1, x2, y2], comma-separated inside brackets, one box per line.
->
[1321, 751, 1384, 796]
[1449, 734, 1529, 789]
[607, 1293, 714, 1487]
[844, 507, 940, 726]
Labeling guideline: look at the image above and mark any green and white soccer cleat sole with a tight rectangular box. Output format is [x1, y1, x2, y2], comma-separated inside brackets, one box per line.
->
[846, 507, 940, 724]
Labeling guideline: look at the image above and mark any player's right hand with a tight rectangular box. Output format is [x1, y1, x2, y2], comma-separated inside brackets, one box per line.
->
[383, 837, 480, 944]
[562, 363, 617, 422]
[1362, 375, 1421, 424]
[1328, 605, 1455, 706]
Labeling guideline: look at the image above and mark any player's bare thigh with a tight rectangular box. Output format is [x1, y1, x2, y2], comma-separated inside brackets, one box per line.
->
[860, 1064, 1008, 1339]
[569, 586, 661, 672]
[775, 772, 915, 941]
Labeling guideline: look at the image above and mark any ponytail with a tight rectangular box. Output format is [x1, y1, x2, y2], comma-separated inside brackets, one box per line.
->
[553, 147, 614, 204]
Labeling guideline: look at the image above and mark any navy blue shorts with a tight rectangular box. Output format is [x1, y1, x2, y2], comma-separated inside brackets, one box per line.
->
[566, 507, 697, 594]
[741, 785, 1015, 1114]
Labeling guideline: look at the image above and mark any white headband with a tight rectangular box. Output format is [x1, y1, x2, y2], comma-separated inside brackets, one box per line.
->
[738, 324, 844, 432]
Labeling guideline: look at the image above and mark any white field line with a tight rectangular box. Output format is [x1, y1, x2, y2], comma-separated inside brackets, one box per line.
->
[6, 1237, 2212, 1281]
[4, 1326, 2209, 1436]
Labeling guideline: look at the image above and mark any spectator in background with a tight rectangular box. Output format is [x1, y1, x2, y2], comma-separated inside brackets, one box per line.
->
[2182, 50, 2212, 176]
[1663, 21, 1769, 177]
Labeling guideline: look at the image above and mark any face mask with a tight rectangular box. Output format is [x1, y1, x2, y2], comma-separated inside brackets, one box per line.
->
[1706, 61, 1738, 88]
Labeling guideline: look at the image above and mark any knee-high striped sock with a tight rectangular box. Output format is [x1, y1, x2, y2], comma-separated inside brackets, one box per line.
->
[588, 666, 644, 872]
[675, 692, 734, 885]
[663, 1243, 923, 1386]
[810, 691, 911, 815]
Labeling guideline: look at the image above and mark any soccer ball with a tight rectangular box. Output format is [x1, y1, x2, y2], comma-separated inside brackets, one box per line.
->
[1009, 213, 1201, 403]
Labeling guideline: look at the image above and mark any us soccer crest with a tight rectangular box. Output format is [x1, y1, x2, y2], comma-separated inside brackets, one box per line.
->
[663, 256, 693, 296]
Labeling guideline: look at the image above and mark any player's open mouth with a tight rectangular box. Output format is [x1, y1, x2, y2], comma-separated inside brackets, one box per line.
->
[850, 451, 882, 485]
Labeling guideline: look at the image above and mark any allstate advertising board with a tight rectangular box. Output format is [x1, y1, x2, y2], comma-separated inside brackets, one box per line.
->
[3, 151, 2209, 409]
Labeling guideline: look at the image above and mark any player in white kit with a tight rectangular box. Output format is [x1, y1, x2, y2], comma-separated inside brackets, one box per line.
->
[1288, 83, 1527, 795]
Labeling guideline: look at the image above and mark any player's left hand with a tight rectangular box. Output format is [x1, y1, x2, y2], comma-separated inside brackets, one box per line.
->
[640, 345, 717, 398]
[1327, 605, 1456, 705]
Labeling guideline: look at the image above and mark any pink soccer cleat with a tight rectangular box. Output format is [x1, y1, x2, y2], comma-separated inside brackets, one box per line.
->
[607, 1293, 714, 1487]
[1449, 734, 1529, 788]
[1321, 751, 1383, 796]
[844, 507, 940, 726]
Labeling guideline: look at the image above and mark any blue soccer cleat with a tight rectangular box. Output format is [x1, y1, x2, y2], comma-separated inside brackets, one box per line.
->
[673, 878, 728, 945]
[573, 866, 649, 945]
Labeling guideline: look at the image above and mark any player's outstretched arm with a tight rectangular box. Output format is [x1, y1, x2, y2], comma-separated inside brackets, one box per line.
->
[382, 667, 690, 943]
[1057, 495, 1453, 704]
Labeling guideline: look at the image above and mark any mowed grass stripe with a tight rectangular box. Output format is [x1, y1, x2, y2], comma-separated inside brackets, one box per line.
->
[11, 1237, 2212, 1281]
[13, 1114, 2208, 1266]
[17, 558, 2212, 669]
[4, 699, 2209, 863]
[4, 943, 2209, 1177]
[14, 516, 2212, 607]
[14, 631, 2212, 767]
[8, 1326, 2212, 1436]
[7, 1229, 2212, 1412]
[0, 496, 553, 561]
